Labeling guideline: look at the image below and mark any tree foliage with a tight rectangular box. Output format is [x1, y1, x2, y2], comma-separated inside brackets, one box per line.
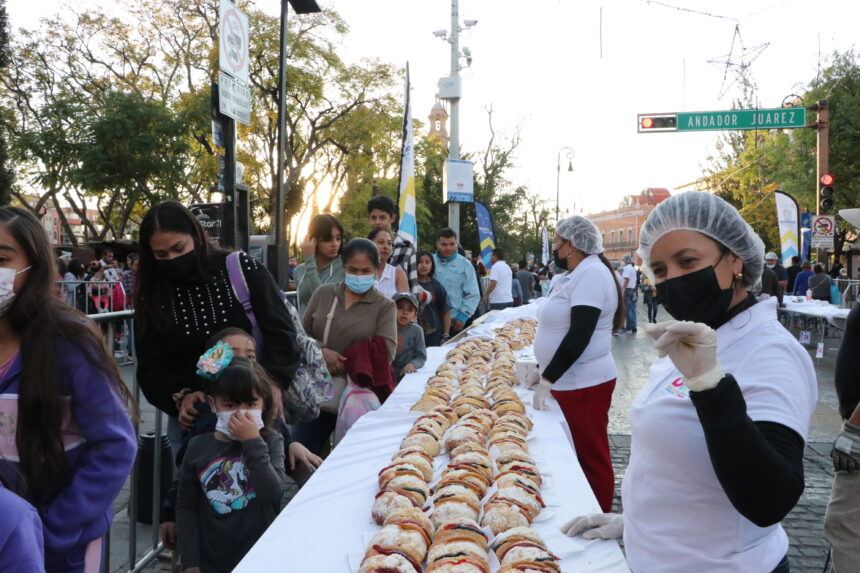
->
[0, 0, 12, 206]
[702, 51, 860, 262]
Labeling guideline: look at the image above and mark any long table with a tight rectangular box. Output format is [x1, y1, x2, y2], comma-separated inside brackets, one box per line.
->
[235, 305, 629, 572]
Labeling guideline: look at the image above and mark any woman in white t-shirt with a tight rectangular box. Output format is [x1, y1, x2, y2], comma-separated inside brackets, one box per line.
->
[561, 192, 816, 573]
[369, 227, 407, 298]
[532, 215, 625, 512]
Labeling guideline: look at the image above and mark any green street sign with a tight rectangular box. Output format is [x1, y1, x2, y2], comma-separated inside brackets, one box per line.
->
[676, 107, 807, 131]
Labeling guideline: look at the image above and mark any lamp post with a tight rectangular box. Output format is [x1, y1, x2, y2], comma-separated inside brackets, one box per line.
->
[271, 0, 321, 285]
[434, 1, 477, 239]
[555, 147, 574, 222]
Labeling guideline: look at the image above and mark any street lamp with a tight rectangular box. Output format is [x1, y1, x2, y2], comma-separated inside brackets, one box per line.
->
[272, 0, 321, 285]
[556, 147, 574, 222]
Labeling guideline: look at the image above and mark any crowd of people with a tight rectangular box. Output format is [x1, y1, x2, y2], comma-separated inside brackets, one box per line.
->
[56, 248, 138, 315]
[2, 189, 858, 573]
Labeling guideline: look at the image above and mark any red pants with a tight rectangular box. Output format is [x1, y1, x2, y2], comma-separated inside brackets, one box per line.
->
[551, 379, 616, 513]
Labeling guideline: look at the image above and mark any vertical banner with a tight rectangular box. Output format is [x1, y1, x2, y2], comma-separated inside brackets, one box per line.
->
[774, 191, 800, 265]
[541, 226, 549, 265]
[475, 201, 496, 268]
[397, 63, 417, 245]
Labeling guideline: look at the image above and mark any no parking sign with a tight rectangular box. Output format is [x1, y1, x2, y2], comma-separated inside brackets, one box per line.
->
[811, 215, 835, 249]
[219, 0, 249, 84]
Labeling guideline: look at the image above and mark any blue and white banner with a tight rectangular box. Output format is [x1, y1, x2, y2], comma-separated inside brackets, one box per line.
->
[397, 63, 417, 244]
[774, 191, 799, 265]
[475, 201, 496, 267]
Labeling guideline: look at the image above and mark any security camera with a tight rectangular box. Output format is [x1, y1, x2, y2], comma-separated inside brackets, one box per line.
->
[433, 29, 448, 38]
[464, 19, 478, 27]
[462, 47, 472, 57]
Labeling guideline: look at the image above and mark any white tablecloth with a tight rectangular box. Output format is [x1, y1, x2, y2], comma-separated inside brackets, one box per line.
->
[781, 299, 849, 326]
[236, 306, 629, 572]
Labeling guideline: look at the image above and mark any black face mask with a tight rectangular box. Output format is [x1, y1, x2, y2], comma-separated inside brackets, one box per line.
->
[655, 264, 734, 329]
[156, 251, 198, 283]
[552, 250, 568, 271]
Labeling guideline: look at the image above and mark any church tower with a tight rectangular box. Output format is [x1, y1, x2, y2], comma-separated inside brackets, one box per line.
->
[428, 99, 449, 146]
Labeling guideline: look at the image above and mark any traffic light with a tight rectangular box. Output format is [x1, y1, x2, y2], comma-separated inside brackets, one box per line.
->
[637, 114, 678, 133]
[820, 173, 834, 212]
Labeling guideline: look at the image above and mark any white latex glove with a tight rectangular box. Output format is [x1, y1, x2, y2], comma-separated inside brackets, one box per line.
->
[560, 513, 623, 540]
[645, 320, 724, 392]
[524, 368, 541, 389]
[532, 379, 552, 411]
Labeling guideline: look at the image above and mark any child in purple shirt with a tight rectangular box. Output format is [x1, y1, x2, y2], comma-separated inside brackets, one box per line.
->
[0, 207, 136, 572]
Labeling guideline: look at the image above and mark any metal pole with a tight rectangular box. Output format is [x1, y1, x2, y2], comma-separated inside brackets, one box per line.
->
[275, 0, 288, 250]
[815, 99, 829, 265]
[447, 0, 461, 239]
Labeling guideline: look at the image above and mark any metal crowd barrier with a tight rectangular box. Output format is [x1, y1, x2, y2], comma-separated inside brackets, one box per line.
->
[60, 280, 129, 316]
[837, 279, 860, 308]
[88, 310, 167, 573]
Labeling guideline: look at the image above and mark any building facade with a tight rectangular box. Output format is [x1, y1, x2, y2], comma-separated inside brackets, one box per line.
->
[587, 188, 671, 264]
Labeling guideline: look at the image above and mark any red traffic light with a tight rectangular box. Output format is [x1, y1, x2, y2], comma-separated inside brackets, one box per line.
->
[637, 114, 678, 132]
[821, 173, 834, 186]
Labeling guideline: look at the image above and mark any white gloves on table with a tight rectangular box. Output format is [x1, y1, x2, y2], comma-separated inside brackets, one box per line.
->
[532, 379, 552, 410]
[560, 513, 624, 540]
[646, 320, 724, 392]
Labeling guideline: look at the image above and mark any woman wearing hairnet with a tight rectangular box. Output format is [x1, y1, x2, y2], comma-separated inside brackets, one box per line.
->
[532, 215, 626, 512]
[560, 192, 816, 573]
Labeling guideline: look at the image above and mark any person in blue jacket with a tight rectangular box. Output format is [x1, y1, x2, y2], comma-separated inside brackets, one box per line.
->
[433, 228, 479, 336]
[0, 207, 137, 573]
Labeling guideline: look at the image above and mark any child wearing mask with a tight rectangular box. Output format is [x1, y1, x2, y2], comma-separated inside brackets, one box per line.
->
[391, 292, 427, 380]
[161, 329, 321, 552]
[176, 343, 285, 573]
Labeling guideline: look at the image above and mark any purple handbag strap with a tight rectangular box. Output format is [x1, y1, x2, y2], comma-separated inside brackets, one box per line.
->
[225, 252, 264, 351]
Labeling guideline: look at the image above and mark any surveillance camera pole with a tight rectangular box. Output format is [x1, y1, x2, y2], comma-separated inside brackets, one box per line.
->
[447, 0, 462, 240]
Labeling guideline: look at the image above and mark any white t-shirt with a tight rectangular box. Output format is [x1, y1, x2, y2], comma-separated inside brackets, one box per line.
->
[488, 262, 513, 304]
[621, 264, 637, 290]
[533, 255, 618, 391]
[375, 264, 398, 298]
[622, 297, 817, 572]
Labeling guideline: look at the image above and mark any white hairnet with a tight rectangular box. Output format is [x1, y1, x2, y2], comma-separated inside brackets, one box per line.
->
[637, 192, 765, 288]
[556, 215, 603, 255]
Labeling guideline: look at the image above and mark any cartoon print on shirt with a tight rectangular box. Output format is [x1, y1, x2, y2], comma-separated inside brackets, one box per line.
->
[199, 456, 256, 514]
[665, 377, 690, 399]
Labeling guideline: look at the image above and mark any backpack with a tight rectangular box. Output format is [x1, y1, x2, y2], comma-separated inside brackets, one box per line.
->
[225, 252, 332, 423]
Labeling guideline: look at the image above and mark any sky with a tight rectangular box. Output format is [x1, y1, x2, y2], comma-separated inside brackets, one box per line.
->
[6, 0, 859, 222]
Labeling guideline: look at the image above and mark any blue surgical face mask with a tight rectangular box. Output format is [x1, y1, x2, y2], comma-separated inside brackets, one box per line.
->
[345, 273, 375, 294]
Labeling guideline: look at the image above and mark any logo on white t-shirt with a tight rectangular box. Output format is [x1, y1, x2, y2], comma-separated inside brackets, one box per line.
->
[665, 377, 690, 399]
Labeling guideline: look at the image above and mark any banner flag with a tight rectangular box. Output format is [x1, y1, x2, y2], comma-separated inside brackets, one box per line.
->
[774, 191, 800, 265]
[475, 201, 496, 267]
[541, 226, 549, 265]
[397, 62, 417, 244]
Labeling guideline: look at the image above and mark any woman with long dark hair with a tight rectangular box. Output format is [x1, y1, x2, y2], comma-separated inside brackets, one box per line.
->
[134, 201, 300, 456]
[416, 249, 451, 347]
[0, 207, 136, 572]
[531, 215, 624, 513]
[294, 214, 345, 316]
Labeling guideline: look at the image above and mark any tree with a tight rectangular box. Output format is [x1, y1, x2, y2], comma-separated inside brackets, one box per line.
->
[702, 51, 860, 263]
[0, 0, 12, 206]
